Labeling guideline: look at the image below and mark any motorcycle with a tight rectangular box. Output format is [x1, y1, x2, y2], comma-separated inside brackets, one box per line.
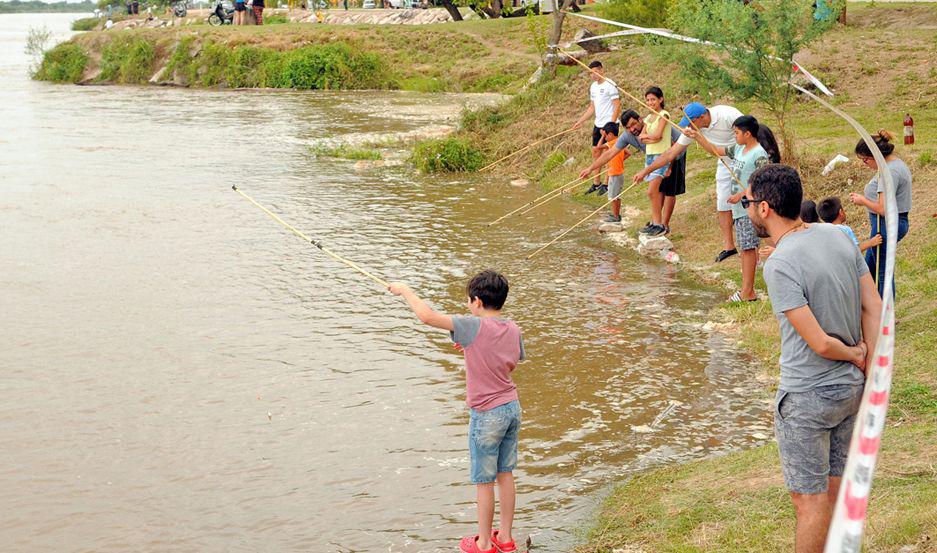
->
[207, 0, 235, 25]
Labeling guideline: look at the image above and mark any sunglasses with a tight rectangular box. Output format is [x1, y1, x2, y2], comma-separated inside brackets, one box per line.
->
[740, 196, 766, 209]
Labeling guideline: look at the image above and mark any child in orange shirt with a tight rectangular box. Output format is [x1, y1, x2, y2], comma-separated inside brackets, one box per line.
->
[599, 122, 629, 222]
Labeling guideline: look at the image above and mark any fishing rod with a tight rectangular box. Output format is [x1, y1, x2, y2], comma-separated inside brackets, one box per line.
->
[231, 185, 389, 288]
[478, 128, 578, 172]
[556, 48, 748, 192]
[526, 179, 642, 260]
[487, 170, 610, 227]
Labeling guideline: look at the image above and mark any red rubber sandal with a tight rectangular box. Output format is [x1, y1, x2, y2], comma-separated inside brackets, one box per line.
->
[491, 530, 517, 553]
[459, 535, 496, 553]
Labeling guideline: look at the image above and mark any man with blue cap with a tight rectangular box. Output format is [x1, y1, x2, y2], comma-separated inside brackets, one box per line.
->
[634, 102, 743, 263]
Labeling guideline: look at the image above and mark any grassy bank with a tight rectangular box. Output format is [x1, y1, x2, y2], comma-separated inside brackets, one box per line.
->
[440, 3, 935, 551]
[36, 16, 544, 90]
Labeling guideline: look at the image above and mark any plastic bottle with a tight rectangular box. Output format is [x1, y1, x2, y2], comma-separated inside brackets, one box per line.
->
[903, 113, 914, 145]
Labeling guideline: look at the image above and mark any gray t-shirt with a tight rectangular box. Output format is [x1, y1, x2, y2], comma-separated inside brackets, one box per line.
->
[864, 158, 912, 214]
[764, 223, 869, 393]
[615, 127, 685, 158]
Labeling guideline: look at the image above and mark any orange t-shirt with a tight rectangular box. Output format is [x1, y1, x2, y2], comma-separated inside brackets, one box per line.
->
[606, 141, 626, 176]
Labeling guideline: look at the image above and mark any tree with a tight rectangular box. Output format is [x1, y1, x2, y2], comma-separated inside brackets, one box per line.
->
[664, 0, 842, 160]
[544, 0, 581, 74]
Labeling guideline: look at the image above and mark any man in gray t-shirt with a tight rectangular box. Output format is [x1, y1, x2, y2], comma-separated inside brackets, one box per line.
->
[746, 164, 882, 553]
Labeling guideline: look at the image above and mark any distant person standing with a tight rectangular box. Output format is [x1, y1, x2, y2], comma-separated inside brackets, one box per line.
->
[343, 0, 348, 9]
[234, 0, 247, 25]
[571, 60, 621, 196]
[634, 102, 744, 263]
[252, 0, 265, 24]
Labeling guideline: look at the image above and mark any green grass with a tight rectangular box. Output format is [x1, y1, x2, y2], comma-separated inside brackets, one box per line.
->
[70, 16, 99, 31]
[33, 42, 88, 83]
[410, 137, 485, 173]
[98, 35, 155, 84]
[309, 144, 382, 161]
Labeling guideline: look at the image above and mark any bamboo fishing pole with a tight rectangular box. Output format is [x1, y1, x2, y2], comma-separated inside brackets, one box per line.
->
[526, 179, 642, 260]
[487, 170, 609, 227]
[478, 128, 577, 172]
[557, 48, 748, 192]
[232, 185, 390, 288]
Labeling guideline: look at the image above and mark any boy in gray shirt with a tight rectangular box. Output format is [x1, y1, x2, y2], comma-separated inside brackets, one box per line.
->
[745, 164, 881, 553]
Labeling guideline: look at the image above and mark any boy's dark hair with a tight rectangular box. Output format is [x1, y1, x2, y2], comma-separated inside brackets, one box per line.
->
[588, 60, 603, 69]
[466, 270, 509, 310]
[817, 196, 844, 223]
[800, 200, 820, 223]
[750, 164, 803, 220]
[620, 109, 641, 126]
[732, 115, 760, 138]
[601, 121, 619, 136]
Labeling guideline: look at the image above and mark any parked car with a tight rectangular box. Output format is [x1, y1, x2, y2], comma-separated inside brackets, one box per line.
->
[388, 0, 416, 8]
[362, 0, 375, 7]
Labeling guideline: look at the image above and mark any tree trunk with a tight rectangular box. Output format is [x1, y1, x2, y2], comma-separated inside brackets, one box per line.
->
[545, 0, 576, 75]
[439, 0, 462, 21]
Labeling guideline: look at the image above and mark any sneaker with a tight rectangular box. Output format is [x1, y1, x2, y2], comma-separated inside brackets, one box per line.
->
[714, 248, 738, 263]
[646, 224, 666, 236]
[597, 184, 608, 195]
[639, 222, 654, 234]
[603, 214, 622, 223]
[663, 225, 671, 235]
[584, 184, 599, 195]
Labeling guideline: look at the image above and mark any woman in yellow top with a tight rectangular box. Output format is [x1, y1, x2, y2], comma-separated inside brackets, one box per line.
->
[638, 86, 673, 237]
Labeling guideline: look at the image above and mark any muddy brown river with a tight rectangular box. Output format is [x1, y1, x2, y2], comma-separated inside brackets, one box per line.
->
[0, 14, 773, 552]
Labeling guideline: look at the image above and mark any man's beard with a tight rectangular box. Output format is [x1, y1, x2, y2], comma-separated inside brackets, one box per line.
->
[751, 215, 770, 238]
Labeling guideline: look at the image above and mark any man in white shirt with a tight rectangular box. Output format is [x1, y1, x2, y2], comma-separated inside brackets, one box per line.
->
[634, 102, 743, 263]
[571, 60, 621, 195]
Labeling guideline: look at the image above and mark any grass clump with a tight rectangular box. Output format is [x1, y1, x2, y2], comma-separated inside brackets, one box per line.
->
[98, 35, 155, 84]
[310, 145, 382, 161]
[70, 16, 98, 31]
[410, 137, 485, 173]
[34, 42, 87, 83]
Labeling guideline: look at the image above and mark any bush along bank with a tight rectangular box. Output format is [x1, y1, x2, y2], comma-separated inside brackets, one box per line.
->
[35, 34, 394, 89]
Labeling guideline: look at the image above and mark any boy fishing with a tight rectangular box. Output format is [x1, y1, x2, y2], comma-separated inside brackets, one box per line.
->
[388, 270, 525, 553]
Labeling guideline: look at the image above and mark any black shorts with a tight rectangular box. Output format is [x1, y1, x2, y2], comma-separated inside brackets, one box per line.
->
[235, 2, 246, 10]
[659, 154, 686, 196]
[592, 123, 619, 146]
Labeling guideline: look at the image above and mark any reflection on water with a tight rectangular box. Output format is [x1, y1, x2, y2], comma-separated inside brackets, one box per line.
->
[0, 13, 771, 552]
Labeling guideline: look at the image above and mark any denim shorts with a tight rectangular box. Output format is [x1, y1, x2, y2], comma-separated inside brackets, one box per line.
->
[774, 384, 863, 494]
[644, 153, 670, 182]
[468, 400, 521, 484]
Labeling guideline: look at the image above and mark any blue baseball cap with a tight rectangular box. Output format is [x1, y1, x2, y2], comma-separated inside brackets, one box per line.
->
[678, 102, 708, 127]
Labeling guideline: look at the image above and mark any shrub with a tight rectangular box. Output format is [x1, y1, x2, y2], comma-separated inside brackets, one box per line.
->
[225, 45, 274, 88]
[195, 41, 232, 87]
[34, 42, 87, 83]
[597, 0, 674, 27]
[71, 17, 99, 31]
[410, 138, 485, 173]
[278, 43, 390, 90]
[99, 35, 155, 84]
[163, 35, 197, 84]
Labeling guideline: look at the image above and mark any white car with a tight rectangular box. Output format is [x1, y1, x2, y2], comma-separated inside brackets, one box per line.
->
[362, 0, 375, 7]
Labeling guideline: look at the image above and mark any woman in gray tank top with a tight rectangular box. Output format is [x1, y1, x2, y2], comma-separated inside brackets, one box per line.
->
[848, 130, 912, 297]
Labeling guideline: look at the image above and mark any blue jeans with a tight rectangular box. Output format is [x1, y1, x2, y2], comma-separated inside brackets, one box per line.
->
[468, 400, 521, 484]
[866, 212, 909, 297]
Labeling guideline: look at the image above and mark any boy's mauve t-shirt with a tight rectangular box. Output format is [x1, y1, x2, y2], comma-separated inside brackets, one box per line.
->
[450, 316, 525, 411]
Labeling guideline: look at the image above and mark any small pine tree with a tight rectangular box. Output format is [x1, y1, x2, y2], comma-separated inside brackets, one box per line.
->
[664, 0, 842, 161]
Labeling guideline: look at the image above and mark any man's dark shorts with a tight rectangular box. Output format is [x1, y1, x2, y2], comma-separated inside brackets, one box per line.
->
[659, 154, 686, 197]
[774, 383, 863, 494]
[592, 124, 619, 147]
[235, 1, 246, 10]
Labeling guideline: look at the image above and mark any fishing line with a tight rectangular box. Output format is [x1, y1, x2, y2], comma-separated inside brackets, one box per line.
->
[488, 170, 611, 227]
[232, 185, 389, 288]
[478, 128, 577, 172]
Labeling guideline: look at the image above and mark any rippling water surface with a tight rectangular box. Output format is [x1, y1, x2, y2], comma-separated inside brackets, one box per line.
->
[0, 14, 772, 551]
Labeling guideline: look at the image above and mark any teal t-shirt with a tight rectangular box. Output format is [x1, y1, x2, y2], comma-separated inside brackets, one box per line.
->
[725, 143, 769, 220]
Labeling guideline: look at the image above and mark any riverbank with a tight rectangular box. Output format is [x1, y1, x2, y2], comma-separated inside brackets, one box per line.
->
[32, 3, 936, 550]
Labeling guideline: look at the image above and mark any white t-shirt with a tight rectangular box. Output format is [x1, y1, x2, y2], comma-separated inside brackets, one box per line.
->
[677, 104, 743, 148]
[590, 80, 620, 127]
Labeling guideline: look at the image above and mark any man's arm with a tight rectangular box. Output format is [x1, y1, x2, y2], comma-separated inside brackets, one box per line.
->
[572, 102, 595, 131]
[633, 141, 687, 183]
[858, 272, 883, 368]
[388, 283, 454, 331]
[611, 98, 621, 125]
[784, 305, 867, 369]
[686, 128, 726, 157]
[579, 145, 631, 179]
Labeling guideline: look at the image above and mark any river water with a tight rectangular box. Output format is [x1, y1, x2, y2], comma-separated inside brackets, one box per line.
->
[1, 14, 773, 552]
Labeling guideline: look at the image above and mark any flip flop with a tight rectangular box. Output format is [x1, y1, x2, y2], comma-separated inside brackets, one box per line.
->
[728, 291, 758, 303]
[492, 530, 518, 553]
[715, 248, 738, 263]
